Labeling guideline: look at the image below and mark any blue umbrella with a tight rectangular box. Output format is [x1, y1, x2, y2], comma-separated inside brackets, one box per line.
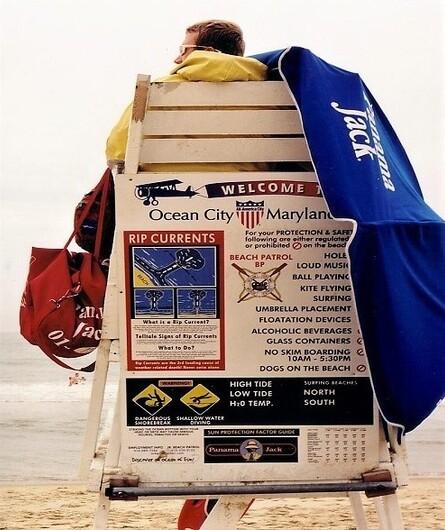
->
[253, 47, 445, 433]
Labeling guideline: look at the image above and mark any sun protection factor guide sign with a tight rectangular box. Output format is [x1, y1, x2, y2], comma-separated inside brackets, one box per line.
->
[116, 172, 380, 483]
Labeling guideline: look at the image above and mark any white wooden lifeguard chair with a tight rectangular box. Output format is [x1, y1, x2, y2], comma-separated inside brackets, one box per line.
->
[80, 76, 408, 530]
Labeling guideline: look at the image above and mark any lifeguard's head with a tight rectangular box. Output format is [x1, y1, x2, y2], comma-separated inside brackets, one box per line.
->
[175, 20, 245, 64]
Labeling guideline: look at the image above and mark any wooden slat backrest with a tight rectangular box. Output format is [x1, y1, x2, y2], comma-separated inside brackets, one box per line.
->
[130, 80, 311, 171]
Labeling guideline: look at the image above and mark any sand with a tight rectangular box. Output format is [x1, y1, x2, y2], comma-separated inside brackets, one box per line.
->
[0, 477, 443, 529]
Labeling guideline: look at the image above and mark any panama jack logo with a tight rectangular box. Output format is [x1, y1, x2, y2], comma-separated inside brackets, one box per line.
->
[236, 200, 264, 229]
[330, 93, 395, 192]
[240, 439, 264, 461]
[132, 384, 172, 416]
[180, 384, 220, 415]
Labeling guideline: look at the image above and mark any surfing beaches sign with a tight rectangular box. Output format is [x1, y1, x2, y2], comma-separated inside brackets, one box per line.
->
[115, 171, 379, 484]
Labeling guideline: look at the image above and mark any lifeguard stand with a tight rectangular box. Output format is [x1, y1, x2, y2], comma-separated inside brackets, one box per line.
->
[80, 76, 408, 529]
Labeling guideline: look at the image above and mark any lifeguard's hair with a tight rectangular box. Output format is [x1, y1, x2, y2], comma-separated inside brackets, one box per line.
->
[186, 20, 245, 56]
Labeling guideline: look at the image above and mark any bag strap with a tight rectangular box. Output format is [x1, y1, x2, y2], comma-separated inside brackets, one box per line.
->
[42, 348, 95, 372]
[93, 169, 112, 258]
[65, 168, 112, 251]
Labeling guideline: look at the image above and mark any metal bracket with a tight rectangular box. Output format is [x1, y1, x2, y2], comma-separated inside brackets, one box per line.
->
[107, 475, 140, 501]
[362, 469, 394, 498]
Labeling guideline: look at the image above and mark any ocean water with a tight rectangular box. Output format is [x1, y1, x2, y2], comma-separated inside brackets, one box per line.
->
[0, 332, 443, 484]
[0, 333, 119, 484]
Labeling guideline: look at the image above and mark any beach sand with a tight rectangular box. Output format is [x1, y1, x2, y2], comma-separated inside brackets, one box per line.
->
[0, 477, 443, 529]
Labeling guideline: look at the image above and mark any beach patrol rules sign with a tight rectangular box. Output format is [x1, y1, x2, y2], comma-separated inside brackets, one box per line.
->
[116, 172, 380, 483]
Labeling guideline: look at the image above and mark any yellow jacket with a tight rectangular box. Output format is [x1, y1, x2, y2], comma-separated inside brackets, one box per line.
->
[106, 51, 267, 162]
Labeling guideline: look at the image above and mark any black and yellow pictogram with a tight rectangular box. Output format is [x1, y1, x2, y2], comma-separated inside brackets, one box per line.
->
[133, 384, 172, 416]
[180, 384, 220, 415]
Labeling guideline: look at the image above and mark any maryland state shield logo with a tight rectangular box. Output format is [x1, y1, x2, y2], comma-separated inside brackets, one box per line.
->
[236, 200, 264, 229]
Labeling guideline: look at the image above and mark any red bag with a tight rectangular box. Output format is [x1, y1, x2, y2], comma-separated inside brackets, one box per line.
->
[19, 171, 112, 371]
[74, 168, 115, 260]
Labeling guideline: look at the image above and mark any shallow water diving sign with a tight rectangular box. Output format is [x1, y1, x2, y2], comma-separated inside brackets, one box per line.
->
[116, 172, 379, 483]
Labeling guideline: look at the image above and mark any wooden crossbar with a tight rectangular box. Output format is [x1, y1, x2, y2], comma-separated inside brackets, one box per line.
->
[140, 137, 310, 163]
[143, 109, 303, 136]
[148, 81, 294, 107]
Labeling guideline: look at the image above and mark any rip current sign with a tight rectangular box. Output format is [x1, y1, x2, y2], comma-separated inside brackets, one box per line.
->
[124, 230, 225, 371]
[116, 172, 380, 483]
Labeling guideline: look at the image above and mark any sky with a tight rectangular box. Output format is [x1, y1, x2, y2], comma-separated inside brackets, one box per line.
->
[1, 0, 444, 333]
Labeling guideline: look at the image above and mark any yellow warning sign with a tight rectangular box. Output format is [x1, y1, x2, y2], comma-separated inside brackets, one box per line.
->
[133, 384, 172, 416]
[180, 384, 220, 415]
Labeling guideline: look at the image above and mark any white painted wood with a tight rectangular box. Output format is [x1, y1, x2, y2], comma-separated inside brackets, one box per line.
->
[374, 497, 391, 530]
[87, 452, 106, 493]
[93, 491, 111, 530]
[200, 497, 253, 529]
[80, 246, 120, 481]
[143, 109, 302, 135]
[134, 170, 318, 180]
[141, 137, 310, 163]
[109, 339, 120, 362]
[149, 81, 294, 107]
[125, 74, 150, 174]
[391, 452, 409, 487]
[92, 383, 123, 529]
[378, 419, 392, 465]
[382, 494, 405, 530]
[348, 492, 369, 530]
[101, 249, 119, 340]
[103, 379, 122, 470]
[79, 339, 111, 480]
[387, 426, 409, 486]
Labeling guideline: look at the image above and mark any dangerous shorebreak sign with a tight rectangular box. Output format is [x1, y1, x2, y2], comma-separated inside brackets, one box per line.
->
[116, 172, 380, 484]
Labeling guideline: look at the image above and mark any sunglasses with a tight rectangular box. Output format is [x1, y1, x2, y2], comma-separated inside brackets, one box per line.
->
[179, 44, 221, 55]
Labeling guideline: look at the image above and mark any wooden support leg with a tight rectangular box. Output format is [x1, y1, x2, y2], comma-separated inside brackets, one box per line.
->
[374, 497, 390, 530]
[381, 494, 404, 530]
[348, 492, 369, 530]
[79, 339, 112, 480]
[103, 378, 123, 470]
[93, 380, 123, 530]
[200, 496, 253, 530]
[386, 425, 409, 487]
[374, 493, 404, 530]
[93, 491, 112, 530]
